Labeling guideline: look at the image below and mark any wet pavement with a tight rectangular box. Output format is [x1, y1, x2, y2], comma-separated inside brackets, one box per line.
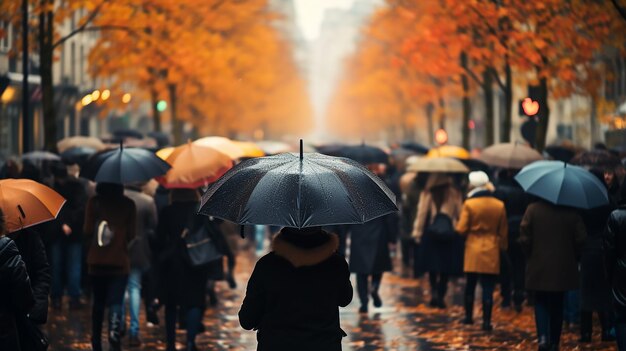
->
[46, 249, 618, 351]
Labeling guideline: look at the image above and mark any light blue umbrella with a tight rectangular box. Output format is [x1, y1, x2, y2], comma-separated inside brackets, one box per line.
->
[514, 160, 608, 209]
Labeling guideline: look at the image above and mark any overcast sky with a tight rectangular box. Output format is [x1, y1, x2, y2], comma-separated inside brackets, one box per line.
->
[293, 0, 355, 40]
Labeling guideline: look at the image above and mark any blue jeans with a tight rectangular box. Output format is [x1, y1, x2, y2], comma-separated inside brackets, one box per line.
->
[563, 289, 580, 324]
[535, 291, 565, 347]
[121, 268, 143, 337]
[50, 241, 82, 299]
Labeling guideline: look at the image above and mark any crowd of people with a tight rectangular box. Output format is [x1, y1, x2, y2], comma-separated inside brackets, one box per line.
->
[0, 142, 625, 351]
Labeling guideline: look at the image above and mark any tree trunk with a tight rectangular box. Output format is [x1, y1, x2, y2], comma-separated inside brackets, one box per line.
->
[426, 103, 434, 145]
[168, 83, 182, 144]
[40, 0, 56, 151]
[483, 69, 494, 146]
[460, 52, 471, 150]
[150, 85, 161, 132]
[438, 97, 446, 129]
[501, 59, 513, 143]
[534, 76, 550, 151]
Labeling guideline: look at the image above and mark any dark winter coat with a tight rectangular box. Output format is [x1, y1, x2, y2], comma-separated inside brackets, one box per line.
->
[84, 194, 137, 276]
[8, 229, 51, 324]
[580, 205, 613, 311]
[0, 236, 34, 351]
[493, 180, 528, 242]
[348, 213, 397, 274]
[239, 229, 352, 351]
[124, 188, 158, 270]
[156, 201, 228, 307]
[50, 177, 88, 243]
[520, 201, 586, 291]
[605, 204, 626, 308]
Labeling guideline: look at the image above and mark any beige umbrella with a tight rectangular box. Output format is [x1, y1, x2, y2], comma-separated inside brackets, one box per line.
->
[57, 136, 105, 153]
[407, 157, 469, 173]
[194, 136, 244, 159]
[478, 142, 542, 169]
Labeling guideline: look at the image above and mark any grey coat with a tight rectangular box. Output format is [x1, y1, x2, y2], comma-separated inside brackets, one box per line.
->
[124, 188, 158, 270]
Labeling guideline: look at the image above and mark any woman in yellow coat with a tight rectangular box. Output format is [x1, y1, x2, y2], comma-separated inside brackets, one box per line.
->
[456, 171, 508, 331]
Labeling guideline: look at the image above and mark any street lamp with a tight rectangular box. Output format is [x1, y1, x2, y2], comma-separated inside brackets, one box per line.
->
[91, 89, 100, 101]
[101, 89, 110, 101]
[81, 94, 93, 106]
[122, 93, 132, 104]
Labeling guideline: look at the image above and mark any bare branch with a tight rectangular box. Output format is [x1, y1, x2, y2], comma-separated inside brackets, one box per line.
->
[52, 0, 108, 49]
[610, 0, 626, 23]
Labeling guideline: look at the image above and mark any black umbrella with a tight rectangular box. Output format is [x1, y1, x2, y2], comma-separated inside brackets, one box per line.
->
[458, 158, 491, 173]
[199, 142, 397, 229]
[81, 145, 171, 184]
[60, 147, 97, 165]
[570, 150, 621, 170]
[399, 141, 430, 154]
[314, 143, 346, 157]
[22, 151, 61, 162]
[113, 129, 143, 140]
[515, 160, 608, 209]
[337, 144, 389, 165]
[544, 145, 576, 163]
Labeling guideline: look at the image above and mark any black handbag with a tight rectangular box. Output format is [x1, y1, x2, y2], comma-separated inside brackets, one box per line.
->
[180, 217, 222, 266]
[424, 207, 457, 242]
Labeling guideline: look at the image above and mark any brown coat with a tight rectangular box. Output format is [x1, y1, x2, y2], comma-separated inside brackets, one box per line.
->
[456, 191, 508, 274]
[84, 195, 136, 276]
[412, 175, 462, 243]
[520, 201, 586, 292]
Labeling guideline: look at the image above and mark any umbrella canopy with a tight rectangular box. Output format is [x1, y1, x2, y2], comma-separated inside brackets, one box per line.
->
[337, 144, 389, 165]
[22, 151, 61, 162]
[544, 145, 576, 163]
[514, 160, 608, 209]
[81, 146, 171, 184]
[314, 143, 346, 157]
[233, 141, 265, 158]
[60, 147, 98, 165]
[570, 150, 621, 170]
[427, 145, 470, 159]
[0, 179, 66, 233]
[199, 152, 397, 228]
[57, 136, 105, 153]
[156, 147, 175, 160]
[479, 142, 543, 169]
[113, 129, 143, 140]
[399, 141, 430, 154]
[458, 158, 491, 173]
[194, 136, 245, 159]
[407, 157, 469, 173]
[156, 142, 233, 189]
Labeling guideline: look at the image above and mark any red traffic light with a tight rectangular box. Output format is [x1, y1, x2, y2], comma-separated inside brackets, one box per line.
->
[522, 97, 539, 116]
[434, 128, 448, 145]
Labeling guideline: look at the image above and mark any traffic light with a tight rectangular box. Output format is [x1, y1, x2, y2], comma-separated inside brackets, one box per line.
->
[518, 85, 545, 118]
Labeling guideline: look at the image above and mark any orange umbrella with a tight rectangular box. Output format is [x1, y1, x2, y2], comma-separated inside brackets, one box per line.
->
[233, 141, 265, 158]
[426, 145, 470, 159]
[0, 179, 66, 233]
[156, 142, 233, 189]
[156, 147, 175, 160]
[194, 136, 245, 159]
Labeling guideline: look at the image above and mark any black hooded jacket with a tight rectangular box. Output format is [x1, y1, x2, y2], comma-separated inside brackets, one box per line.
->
[605, 203, 626, 307]
[239, 228, 352, 351]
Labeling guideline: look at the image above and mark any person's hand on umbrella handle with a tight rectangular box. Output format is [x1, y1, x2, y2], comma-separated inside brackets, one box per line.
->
[62, 224, 72, 236]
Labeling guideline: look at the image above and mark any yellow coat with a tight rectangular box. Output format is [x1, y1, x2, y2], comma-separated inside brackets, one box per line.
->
[455, 192, 508, 274]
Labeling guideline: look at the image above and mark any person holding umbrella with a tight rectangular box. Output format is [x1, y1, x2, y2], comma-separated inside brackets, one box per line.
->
[84, 183, 137, 351]
[455, 171, 508, 331]
[0, 207, 35, 351]
[605, 182, 626, 350]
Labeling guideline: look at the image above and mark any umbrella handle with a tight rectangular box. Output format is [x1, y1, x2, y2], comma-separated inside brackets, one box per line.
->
[300, 139, 303, 161]
[240, 225, 245, 239]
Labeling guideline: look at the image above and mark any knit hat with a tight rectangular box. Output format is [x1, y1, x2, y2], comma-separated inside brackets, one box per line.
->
[469, 171, 489, 188]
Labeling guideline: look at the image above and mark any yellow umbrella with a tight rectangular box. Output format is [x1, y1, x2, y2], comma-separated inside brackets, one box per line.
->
[194, 136, 245, 159]
[426, 145, 470, 159]
[156, 142, 233, 189]
[233, 141, 265, 158]
[0, 179, 66, 233]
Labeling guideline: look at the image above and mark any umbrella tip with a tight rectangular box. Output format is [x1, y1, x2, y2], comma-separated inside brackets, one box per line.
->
[300, 139, 303, 161]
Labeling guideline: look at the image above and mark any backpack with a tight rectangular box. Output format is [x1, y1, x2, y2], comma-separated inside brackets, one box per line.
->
[424, 207, 457, 242]
[180, 216, 222, 267]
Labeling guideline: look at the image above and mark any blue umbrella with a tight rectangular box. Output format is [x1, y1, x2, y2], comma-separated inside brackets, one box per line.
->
[199, 142, 397, 229]
[514, 160, 608, 209]
[81, 145, 171, 184]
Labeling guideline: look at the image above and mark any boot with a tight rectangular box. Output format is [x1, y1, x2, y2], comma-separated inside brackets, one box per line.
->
[462, 295, 474, 324]
[109, 312, 122, 351]
[481, 301, 493, 331]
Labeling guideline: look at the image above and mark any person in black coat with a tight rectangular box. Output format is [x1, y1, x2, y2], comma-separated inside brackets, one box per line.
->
[156, 188, 228, 351]
[348, 212, 397, 313]
[0, 208, 35, 351]
[8, 227, 51, 351]
[494, 169, 529, 311]
[239, 227, 352, 351]
[48, 163, 87, 309]
[605, 181, 626, 351]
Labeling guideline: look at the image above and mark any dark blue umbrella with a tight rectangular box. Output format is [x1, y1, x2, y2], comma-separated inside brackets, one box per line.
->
[199, 145, 397, 229]
[337, 144, 389, 165]
[60, 147, 97, 165]
[514, 160, 608, 209]
[400, 141, 430, 154]
[22, 151, 61, 162]
[81, 145, 171, 184]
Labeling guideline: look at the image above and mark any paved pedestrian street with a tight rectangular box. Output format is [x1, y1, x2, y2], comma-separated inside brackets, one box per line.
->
[46, 251, 617, 351]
